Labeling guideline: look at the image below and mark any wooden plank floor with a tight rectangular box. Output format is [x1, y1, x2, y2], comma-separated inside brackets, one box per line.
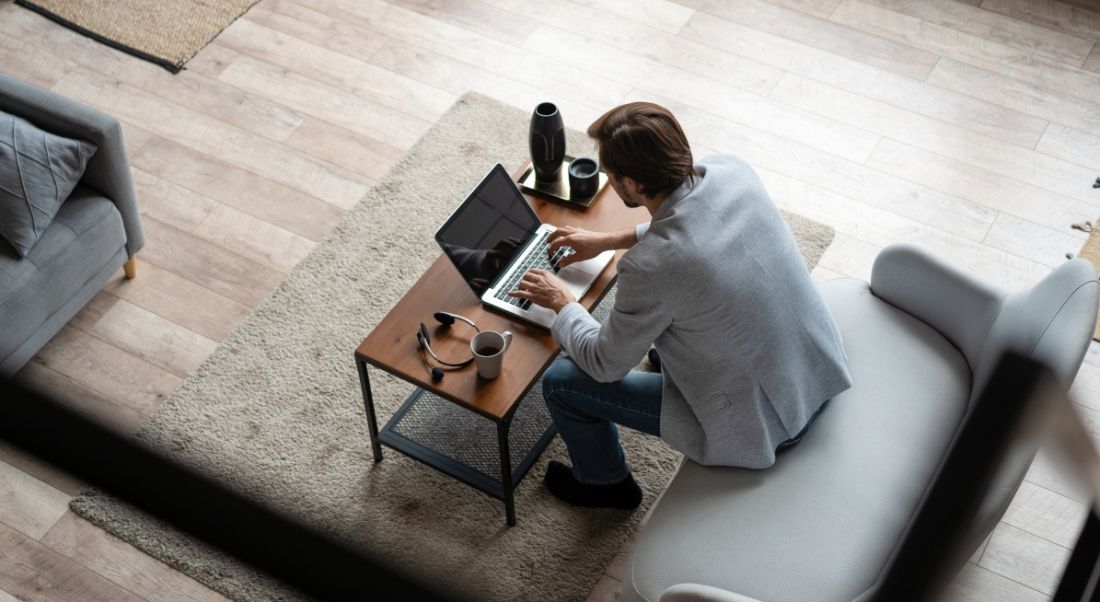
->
[1, 0, 1099, 599]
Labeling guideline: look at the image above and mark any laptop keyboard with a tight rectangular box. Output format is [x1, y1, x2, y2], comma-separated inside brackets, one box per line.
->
[493, 231, 574, 310]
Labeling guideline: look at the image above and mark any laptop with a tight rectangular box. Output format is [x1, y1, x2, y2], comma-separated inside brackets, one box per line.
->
[435, 163, 614, 329]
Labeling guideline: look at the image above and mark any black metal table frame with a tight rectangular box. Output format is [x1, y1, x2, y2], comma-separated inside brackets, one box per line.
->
[355, 356, 556, 526]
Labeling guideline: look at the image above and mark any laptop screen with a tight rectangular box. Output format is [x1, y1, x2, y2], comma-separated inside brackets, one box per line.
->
[436, 164, 541, 297]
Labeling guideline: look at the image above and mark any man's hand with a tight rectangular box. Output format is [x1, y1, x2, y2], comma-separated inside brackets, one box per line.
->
[507, 269, 576, 312]
[547, 226, 609, 269]
[548, 226, 640, 269]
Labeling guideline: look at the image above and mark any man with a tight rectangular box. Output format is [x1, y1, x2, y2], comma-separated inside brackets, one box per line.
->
[508, 103, 852, 510]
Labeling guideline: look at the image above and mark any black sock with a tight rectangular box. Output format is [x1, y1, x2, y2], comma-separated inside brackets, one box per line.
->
[543, 461, 643, 509]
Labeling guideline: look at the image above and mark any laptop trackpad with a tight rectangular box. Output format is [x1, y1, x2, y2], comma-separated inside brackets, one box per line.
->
[558, 251, 613, 292]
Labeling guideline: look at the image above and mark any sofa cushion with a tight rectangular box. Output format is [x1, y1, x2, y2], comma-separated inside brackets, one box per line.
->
[0, 185, 124, 365]
[0, 110, 97, 257]
[625, 278, 972, 602]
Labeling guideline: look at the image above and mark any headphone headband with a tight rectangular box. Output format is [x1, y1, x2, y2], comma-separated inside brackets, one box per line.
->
[417, 312, 480, 379]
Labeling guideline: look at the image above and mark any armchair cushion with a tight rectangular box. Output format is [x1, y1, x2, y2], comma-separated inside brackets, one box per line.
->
[0, 186, 124, 368]
[0, 72, 143, 257]
[0, 110, 97, 257]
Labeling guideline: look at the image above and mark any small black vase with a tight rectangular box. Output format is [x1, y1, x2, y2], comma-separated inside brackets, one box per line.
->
[529, 102, 565, 183]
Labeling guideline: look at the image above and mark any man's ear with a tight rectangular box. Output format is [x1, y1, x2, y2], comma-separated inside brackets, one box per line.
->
[621, 176, 648, 197]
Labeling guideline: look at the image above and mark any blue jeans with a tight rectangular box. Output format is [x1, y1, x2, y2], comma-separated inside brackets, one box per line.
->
[541, 357, 662, 485]
[542, 357, 831, 484]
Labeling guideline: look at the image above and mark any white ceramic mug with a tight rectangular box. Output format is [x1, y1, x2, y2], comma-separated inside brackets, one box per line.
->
[470, 330, 512, 379]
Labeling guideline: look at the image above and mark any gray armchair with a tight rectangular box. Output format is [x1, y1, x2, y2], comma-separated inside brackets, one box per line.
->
[0, 72, 144, 377]
[624, 244, 1099, 602]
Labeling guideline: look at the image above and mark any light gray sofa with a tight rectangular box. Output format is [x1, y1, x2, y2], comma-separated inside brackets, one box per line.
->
[0, 72, 143, 377]
[625, 244, 1099, 602]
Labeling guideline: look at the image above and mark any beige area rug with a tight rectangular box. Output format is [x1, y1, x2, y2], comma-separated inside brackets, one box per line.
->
[70, 93, 835, 601]
[1077, 225, 1100, 341]
[14, 0, 258, 72]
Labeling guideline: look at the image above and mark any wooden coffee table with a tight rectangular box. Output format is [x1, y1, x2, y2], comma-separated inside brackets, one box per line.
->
[354, 163, 648, 526]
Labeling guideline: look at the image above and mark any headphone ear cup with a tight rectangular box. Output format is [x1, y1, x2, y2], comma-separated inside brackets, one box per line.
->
[431, 367, 444, 382]
[434, 311, 456, 326]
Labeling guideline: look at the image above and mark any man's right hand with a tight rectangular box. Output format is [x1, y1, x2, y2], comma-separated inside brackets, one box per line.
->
[548, 226, 640, 269]
[547, 226, 609, 269]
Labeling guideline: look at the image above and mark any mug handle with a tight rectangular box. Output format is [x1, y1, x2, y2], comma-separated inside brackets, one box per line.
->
[501, 331, 512, 352]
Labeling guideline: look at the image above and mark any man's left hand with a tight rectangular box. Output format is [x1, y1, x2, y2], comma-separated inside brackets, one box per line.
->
[507, 269, 576, 313]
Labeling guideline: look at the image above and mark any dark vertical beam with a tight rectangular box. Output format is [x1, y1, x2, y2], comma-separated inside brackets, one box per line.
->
[0, 379, 452, 601]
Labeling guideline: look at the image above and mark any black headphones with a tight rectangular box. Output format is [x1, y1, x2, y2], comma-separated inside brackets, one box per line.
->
[416, 312, 480, 382]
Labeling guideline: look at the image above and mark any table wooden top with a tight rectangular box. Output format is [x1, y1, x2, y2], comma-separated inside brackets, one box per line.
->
[356, 163, 649, 422]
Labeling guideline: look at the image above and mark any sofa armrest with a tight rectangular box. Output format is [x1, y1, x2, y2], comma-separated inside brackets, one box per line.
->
[870, 243, 1005, 375]
[0, 72, 144, 256]
[659, 584, 764, 602]
[977, 260, 1099, 392]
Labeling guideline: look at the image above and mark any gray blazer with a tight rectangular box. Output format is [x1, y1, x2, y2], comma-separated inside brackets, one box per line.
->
[552, 154, 852, 468]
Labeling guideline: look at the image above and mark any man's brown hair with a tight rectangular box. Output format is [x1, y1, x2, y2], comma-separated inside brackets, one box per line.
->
[587, 102, 695, 199]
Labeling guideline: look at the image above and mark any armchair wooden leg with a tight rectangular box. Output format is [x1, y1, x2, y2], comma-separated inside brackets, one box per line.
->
[123, 256, 137, 279]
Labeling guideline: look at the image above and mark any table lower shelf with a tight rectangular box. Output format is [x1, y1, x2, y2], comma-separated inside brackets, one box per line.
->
[378, 388, 557, 501]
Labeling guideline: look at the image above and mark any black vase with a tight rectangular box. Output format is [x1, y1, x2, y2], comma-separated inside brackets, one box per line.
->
[529, 102, 566, 183]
